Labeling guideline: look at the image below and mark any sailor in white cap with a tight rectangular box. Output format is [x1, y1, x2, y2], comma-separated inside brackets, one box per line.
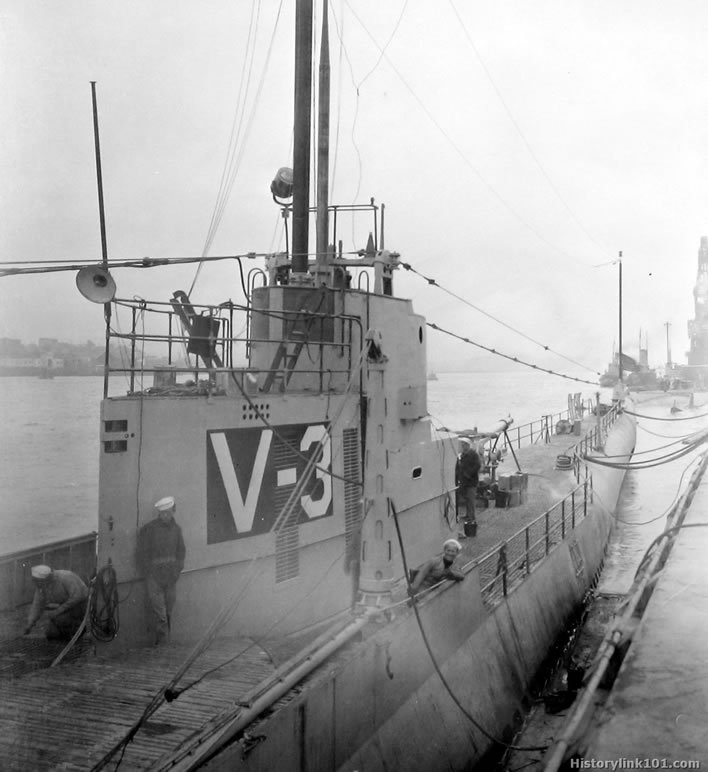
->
[137, 495, 186, 644]
[24, 564, 89, 640]
[456, 438, 481, 538]
[409, 538, 465, 595]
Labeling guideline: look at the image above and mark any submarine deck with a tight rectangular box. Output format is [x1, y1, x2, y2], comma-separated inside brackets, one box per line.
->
[0, 406, 617, 771]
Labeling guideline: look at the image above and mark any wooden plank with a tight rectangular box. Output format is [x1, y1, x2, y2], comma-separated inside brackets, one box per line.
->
[0, 633, 285, 771]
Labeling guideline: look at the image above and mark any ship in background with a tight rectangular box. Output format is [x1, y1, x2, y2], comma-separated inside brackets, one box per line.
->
[599, 334, 657, 391]
[685, 236, 708, 388]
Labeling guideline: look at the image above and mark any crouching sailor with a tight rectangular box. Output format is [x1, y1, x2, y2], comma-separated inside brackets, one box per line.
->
[24, 564, 88, 640]
[138, 495, 186, 645]
[409, 538, 465, 595]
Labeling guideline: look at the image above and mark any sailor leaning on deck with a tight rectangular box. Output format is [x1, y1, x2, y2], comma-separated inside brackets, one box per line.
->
[409, 539, 465, 595]
[137, 496, 186, 645]
[24, 564, 88, 640]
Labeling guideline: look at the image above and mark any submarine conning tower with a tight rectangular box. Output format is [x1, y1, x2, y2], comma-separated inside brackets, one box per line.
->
[248, 232, 456, 607]
[95, 205, 456, 642]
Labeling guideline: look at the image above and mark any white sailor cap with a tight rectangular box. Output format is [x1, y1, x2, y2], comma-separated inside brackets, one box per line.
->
[31, 564, 52, 580]
[443, 539, 462, 552]
[154, 496, 175, 511]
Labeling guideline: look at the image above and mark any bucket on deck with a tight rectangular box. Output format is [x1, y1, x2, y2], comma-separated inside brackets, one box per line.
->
[464, 520, 477, 537]
[495, 490, 510, 508]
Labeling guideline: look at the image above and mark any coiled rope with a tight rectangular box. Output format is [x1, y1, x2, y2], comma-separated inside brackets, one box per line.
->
[90, 564, 120, 642]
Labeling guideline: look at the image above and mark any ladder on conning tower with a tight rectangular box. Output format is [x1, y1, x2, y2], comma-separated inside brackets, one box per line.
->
[262, 328, 308, 393]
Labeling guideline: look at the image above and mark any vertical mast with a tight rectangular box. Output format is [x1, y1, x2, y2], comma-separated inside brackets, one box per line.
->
[315, 0, 330, 274]
[292, 0, 313, 275]
[91, 81, 111, 399]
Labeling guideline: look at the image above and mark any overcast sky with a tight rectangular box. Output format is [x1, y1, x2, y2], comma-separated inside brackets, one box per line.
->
[1, 0, 707, 376]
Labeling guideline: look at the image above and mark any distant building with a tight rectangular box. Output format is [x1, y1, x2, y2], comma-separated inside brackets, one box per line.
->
[0, 339, 103, 376]
[686, 237, 708, 385]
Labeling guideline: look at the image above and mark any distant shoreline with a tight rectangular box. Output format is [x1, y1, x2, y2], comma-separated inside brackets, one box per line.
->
[0, 370, 101, 377]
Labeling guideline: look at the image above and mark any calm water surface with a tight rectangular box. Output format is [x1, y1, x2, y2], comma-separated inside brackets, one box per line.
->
[598, 392, 708, 593]
[3, 372, 698, 560]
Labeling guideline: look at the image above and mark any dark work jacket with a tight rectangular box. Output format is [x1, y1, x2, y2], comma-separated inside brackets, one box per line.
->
[457, 448, 481, 487]
[137, 518, 186, 579]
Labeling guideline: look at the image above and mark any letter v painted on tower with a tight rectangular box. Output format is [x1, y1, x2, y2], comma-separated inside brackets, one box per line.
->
[209, 429, 273, 533]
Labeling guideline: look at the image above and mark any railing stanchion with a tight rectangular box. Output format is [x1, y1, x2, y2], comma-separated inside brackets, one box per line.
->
[582, 480, 587, 522]
[561, 499, 566, 540]
[496, 544, 508, 596]
[571, 490, 576, 527]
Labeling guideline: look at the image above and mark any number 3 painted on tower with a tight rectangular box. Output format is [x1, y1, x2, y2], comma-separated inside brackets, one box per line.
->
[300, 425, 331, 519]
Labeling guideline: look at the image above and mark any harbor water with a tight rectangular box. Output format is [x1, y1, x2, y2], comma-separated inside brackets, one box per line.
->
[1, 371, 697, 558]
[597, 392, 708, 594]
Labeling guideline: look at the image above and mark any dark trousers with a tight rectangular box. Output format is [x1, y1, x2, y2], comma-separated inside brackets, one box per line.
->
[146, 573, 177, 642]
[460, 484, 477, 523]
[46, 600, 87, 640]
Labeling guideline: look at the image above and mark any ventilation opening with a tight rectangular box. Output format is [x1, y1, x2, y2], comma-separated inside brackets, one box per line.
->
[104, 440, 128, 453]
[275, 525, 299, 583]
[104, 419, 128, 433]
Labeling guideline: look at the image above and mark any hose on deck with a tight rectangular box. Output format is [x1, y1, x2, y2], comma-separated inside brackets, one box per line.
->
[89, 564, 119, 642]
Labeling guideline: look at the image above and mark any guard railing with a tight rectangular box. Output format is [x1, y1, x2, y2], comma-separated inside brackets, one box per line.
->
[472, 479, 592, 608]
[0, 533, 97, 611]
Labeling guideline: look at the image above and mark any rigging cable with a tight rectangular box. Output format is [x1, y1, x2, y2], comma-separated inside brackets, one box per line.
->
[615, 455, 702, 527]
[588, 452, 703, 528]
[191, 0, 285, 296]
[201, 0, 261, 261]
[0, 252, 265, 277]
[581, 437, 706, 471]
[596, 431, 705, 459]
[330, 0, 346, 200]
[165, 546, 351, 700]
[389, 499, 548, 753]
[447, 0, 609, 258]
[624, 407, 708, 422]
[350, 0, 409, 205]
[427, 320, 599, 386]
[634, 522, 708, 579]
[404, 261, 599, 375]
[341, 0, 594, 269]
[328, 2, 364, 236]
[97, 494, 376, 764]
[92, 558, 267, 771]
[637, 421, 703, 439]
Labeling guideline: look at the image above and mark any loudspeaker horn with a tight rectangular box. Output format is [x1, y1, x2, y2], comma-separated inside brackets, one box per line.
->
[76, 265, 116, 304]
